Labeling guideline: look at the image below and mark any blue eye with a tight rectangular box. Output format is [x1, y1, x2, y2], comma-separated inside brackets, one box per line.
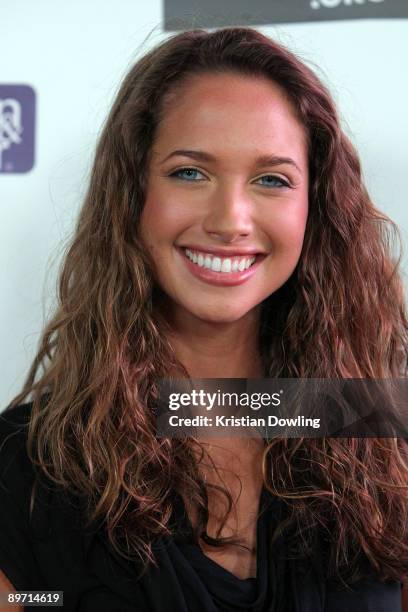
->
[169, 168, 205, 181]
[256, 175, 290, 188]
[169, 168, 290, 188]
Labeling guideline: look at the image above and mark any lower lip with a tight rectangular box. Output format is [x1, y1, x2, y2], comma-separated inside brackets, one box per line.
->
[176, 247, 266, 287]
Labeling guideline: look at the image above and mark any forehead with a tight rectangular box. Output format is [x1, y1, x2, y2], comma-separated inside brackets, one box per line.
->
[152, 72, 308, 165]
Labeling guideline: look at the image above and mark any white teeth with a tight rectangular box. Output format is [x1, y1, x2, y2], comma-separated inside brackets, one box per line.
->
[211, 257, 221, 272]
[221, 258, 231, 273]
[183, 248, 257, 273]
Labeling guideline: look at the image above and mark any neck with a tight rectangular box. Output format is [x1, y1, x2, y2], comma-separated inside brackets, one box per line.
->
[160, 299, 264, 379]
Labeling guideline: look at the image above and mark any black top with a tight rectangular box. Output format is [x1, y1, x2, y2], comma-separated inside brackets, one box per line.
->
[174, 487, 286, 612]
[0, 402, 402, 611]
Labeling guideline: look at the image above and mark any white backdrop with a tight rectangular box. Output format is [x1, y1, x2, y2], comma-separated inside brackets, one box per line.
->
[1, 0, 407, 410]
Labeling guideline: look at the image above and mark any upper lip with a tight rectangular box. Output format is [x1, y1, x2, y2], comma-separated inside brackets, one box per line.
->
[179, 245, 266, 256]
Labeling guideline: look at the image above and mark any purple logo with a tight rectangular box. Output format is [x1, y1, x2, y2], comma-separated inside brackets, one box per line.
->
[0, 85, 36, 174]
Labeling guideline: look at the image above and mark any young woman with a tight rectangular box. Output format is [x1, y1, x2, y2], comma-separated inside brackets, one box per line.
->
[1, 26, 408, 612]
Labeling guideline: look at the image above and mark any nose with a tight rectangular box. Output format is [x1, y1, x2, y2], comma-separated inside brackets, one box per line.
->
[202, 183, 254, 243]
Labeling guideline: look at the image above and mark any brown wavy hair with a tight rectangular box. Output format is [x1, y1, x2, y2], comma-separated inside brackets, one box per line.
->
[7, 27, 408, 586]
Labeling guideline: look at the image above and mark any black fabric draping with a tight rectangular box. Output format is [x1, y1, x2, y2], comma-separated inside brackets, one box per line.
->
[0, 402, 402, 611]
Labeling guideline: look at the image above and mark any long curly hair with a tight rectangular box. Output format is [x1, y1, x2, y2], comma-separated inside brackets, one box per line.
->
[7, 27, 408, 586]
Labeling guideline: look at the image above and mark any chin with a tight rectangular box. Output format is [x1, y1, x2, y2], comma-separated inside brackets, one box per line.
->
[187, 302, 254, 325]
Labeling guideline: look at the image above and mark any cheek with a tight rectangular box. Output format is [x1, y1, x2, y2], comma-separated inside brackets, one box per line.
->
[140, 189, 196, 246]
[265, 200, 308, 255]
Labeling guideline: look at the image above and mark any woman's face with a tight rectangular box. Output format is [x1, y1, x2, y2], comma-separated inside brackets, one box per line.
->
[140, 72, 309, 324]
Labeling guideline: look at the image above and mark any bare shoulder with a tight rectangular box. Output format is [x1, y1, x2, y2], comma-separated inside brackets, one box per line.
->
[0, 569, 23, 612]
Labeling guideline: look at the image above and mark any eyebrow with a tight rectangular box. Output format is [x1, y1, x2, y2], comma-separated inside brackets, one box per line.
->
[160, 149, 302, 174]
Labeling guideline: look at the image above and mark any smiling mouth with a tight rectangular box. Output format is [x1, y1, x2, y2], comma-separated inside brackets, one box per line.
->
[181, 247, 263, 274]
